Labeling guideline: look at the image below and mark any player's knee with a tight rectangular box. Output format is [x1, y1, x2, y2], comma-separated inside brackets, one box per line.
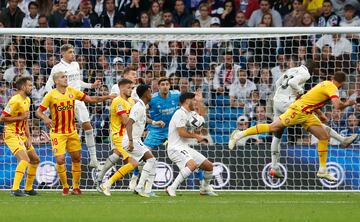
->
[56, 157, 65, 165]
[203, 161, 213, 171]
[128, 158, 139, 168]
[82, 122, 93, 131]
[186, 160, 197, 171]
[30, 156, 40, 165]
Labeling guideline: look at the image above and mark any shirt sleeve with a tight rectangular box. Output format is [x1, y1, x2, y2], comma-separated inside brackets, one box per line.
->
[73, 88, 86, 101]
[39, 92, 51, 111]
[2, 98, 16, 116]
[45, 68, 56, 92]
[325, 83, 339, 99]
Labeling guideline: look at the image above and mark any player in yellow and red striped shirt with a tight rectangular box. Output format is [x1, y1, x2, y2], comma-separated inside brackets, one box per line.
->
[230, 71, 356, 182]
[1, 77, 40, 197]
[36, 72, 115, 196]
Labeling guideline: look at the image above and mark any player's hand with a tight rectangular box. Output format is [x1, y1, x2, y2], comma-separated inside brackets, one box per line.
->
[25, 137, 32, 149]
[128, 141, 134, 152]
[44, 118, 53, 129]
[20, 111, 30, 120]
[318, 114, 328, 123]
[154, 120, 165, 128]
[92, 80, 102, 89]
[107, 94, 117, 100]
[196, 135, 208, 144]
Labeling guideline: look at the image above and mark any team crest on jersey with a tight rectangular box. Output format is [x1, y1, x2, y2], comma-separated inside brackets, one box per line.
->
[4, 105, 11, 113]
[285, 118, 290, 124]
[53, 148, 58, 153]
[117, 104, 123, 111]
[69, 94, 74, 98]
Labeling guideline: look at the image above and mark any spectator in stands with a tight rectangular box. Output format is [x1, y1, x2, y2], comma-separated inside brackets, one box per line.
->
[169, 72, 180, 90]
[302, 0, 323, 17]
[79, 0, 100, 27]
[198, 0, 224, 18]
[247, 56, 261, 83]
[21, 1, 39, 28]
[0, 81, 12, 111]
[100, 0, 123, 27]
[135, 11, 151, 27]
[149, 1, 163, 27]
[179, 77, 190, 94]
[190, 71, 204, 92]
[162, 10, 174, 27]
[317, 0, 341, 27]
[38, 15, 49, 27]
[315, 33, 352, 57]
[60, 8, 92, 27]
[111, 57, 125, 82]
[244, 90, 261, 119]
[328, 108, 347, 131]
[220, 0, 236, 27]
[340, 114, 360, 145]
[31, 62, 41, 76]
[124, 0, 150, 28]
[283, 0, 304, 27]
[330, 0, 360, 18]
[340, 4, 360, 27]
[173, 0, 193, 27]
[1, 44, 18, 69]
[43, 54, 58, 76]
[258, 12, 273, 27]
[162, 41, 183, 76]
[247, 0, 282, 27]
[301, 11, 315, 26]
[126, 49, 146, 72]
[235, 115, 260, 146]
[48, 0, 68, 27]
[257, 66, 273, 103]
[234, 11, 248, 27]
[145, 43, 160, 67]
[250, 105, 272, 142]
[317, 44, 335, 79]
[273, 0, 293, 17]
[90, 85, 110, 143]
[0, 0, 25, 27]
[32, 74, 46, 108]
[180, 53, 202, 78]
[39, 38, 57, 68]
[196, 2, 211, 27]
[229, 69, 256, 107]
[213, 51, 241, 94]
[202, 68, 214, 105]
[270, 53, 286, 83]
[148, 57, 165, 79]
[3, 56, 30, 83]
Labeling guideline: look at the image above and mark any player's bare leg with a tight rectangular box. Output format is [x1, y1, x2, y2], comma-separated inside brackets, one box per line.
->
[199, 160, 217, 196]
[308, 125, 337, 182]
[166, 160, 197, 197]
[70, 150, 82, 195]
[135, 151, 157, 198]
[82, 122, 99, 168]
[55, 154, 70, 196]
[11, 150, 30, 197]
[24, 150, 40, 196]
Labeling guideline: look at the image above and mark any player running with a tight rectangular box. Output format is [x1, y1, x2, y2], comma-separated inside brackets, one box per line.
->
[45, 44, 102, 168]
[166, 92, 217, 197]
[1, 77, 40, 196]
[229, 71, 357, 182]
[37, 72, 115, 196]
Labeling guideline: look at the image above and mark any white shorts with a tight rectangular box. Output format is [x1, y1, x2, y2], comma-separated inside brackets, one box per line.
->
[75, 100, 90, 124]
[273, 98, 293, 118]
[123, 139, 149, 162]
[167, 146, 207, 169]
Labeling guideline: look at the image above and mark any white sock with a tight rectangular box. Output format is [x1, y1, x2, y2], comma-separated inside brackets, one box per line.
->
[171, 167, 192, 190]
[97, 153, 120, 182]
[270, 136, 281, 168]
[137, 158, 156, 191]
[203, 171, 213, 187]
[323, 124, 345, 143]
[144, 159, 157, 193]
[85, 129, 97, 160]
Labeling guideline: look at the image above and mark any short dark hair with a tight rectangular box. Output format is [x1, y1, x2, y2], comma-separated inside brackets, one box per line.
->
[136, 84, 151, 98]
[323, 0, 332, 6]
[344, 4, 354, 11]
[28, 1, 38, 9]
[15, 76, 32, 90]
[333, 71, 346, 83]
[118, 78, 133, 87]
[179, 92, 195, 104]
[305, 59, 316, 74]
[158, 77, 170, 85]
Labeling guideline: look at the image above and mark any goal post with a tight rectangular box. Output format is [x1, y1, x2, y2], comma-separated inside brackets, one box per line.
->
[0, 27, 359, 191]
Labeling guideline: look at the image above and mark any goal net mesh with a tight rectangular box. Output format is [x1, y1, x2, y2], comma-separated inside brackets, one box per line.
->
[0, 29, 359, 191]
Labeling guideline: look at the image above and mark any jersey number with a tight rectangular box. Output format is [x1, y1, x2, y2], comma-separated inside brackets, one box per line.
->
[281, 74, 294, 89]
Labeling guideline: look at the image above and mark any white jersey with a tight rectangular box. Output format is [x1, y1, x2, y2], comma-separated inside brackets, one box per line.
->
[45, 59, 92, 92]
[168, 107, 192, 150]
[274, 65, 311, 102]
[110, 84, 139, 102]
[123, 99, 147, 142]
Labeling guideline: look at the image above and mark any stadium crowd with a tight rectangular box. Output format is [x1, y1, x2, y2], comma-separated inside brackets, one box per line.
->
[0, 0, 359, 145]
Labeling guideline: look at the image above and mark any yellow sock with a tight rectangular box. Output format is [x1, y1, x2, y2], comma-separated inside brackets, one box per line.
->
[25, 164, 38, 191]
[243, 124, 270, 136]
[56, 164, 69, 189]
[109, 163, 135, 185]
[318, 140, 328, 170]
[12, 160, 29, 190]
[72, 162, 81, 189]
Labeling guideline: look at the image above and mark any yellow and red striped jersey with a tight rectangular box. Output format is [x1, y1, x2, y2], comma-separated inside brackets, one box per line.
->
[2, 94, 30, 135]
[39, 87, 86, 134]
[110, 96, 134, 137]
[291, 80, 339, 113]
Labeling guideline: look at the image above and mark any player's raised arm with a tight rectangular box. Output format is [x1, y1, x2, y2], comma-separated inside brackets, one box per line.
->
[44, 70, 56, 93]
[329, 71, 356, 110]
[82, 93, 116, 103]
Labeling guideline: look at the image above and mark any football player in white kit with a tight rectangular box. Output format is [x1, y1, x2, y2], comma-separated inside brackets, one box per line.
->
[263, 60, 357, 178]
[166, 92, 217, 197]
[45, 44, 102, 168]
[109, 65, 139, 100]
[124, 84, 164, 197]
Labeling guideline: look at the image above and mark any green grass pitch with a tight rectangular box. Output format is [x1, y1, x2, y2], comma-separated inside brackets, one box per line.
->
[1, 191, 360, 222]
